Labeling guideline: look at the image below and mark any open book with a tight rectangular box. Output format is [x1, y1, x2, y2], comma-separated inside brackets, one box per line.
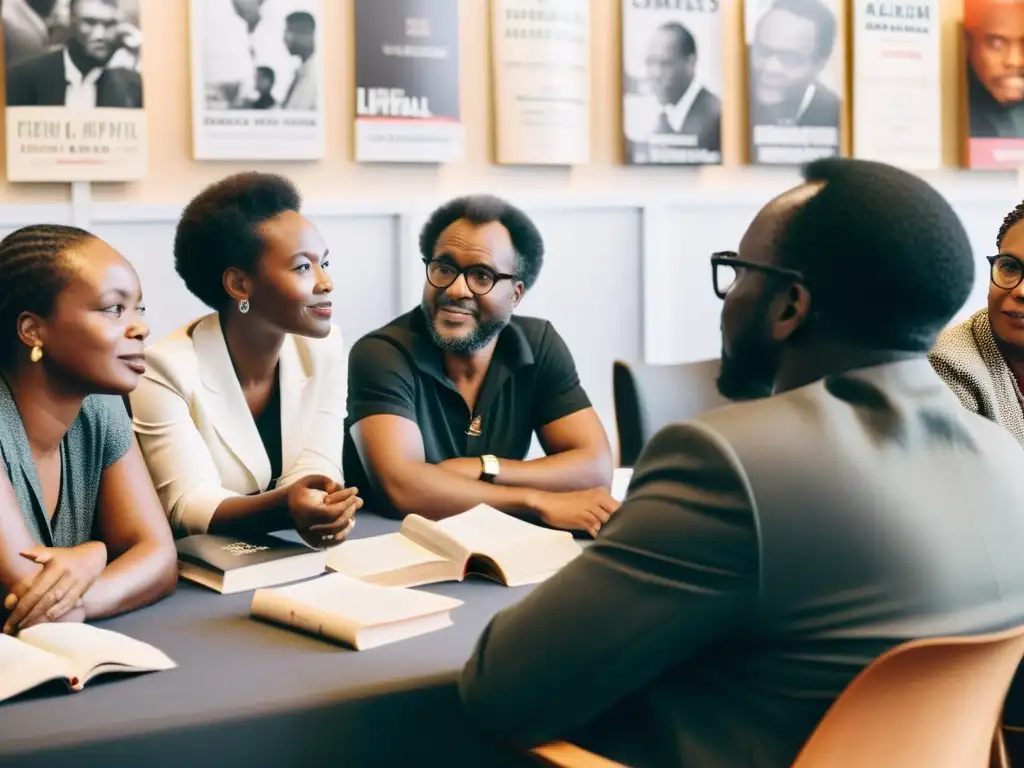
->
[251, 572, 463, 650]
[325, 504, 582, 588]
[0, 623, 176, 703]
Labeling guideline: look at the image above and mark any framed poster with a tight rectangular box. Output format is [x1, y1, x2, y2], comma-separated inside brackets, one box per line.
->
[623, 0, 723, 165]
[745, 0, 844, 165]
[852, 0, 941, 169]
[492, 0, 589, 165]
[964, 0, 1024, 169]
[354, 0, 463, 163]
[189, 0, 324, 161]
[4, 0, 146, 181]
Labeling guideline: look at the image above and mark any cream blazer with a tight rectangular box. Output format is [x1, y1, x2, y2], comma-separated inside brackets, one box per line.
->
[129, 313, 346, 536]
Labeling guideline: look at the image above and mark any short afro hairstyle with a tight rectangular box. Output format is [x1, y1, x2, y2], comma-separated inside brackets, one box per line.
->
[774, 157, 974, 352]
[174, 172, 301, 310]
[997, 200, 1024, 250]
[418, 194, 544, 291]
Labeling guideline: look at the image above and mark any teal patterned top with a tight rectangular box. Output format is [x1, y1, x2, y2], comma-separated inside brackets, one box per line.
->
[0, 377, 133, 547]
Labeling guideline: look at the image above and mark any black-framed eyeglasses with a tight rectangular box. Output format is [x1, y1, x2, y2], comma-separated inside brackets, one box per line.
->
[424, 258, 517, 296]
[710, 250, 805, 299]
[987, 253, 1024, 291]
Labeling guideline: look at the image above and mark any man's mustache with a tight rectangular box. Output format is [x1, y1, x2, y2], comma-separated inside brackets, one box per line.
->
[435, 298, 477, 314]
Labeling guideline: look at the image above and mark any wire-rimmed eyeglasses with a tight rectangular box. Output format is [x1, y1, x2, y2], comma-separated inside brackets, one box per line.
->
[710, 250, 805, 299]
[988, 253, 1024, 291]
[424, 258, 517, 296]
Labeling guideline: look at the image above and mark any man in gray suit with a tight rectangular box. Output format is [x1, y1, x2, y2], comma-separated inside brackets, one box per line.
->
[459, 158, 1024, 767]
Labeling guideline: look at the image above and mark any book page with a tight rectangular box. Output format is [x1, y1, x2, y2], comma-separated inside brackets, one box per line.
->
[325, 532, 447, 580]
[612, 467, 633, 502]
[436, 504, 569, 556]
[0, 633, 74, 701]
[266, 573, 463, 629]
[18, 623, 176, 678]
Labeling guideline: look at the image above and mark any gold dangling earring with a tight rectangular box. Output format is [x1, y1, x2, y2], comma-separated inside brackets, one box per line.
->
[29, 344, 43, 363]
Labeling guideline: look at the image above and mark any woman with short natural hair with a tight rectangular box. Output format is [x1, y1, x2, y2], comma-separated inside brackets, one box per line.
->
[130, 172, 361, 548]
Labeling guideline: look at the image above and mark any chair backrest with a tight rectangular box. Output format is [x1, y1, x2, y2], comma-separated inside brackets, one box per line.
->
[792, 624, 1024, 768]
[612, 358, 729, 467]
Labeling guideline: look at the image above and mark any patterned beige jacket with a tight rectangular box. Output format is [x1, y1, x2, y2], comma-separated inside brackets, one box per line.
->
[929, 308, 1024, 449]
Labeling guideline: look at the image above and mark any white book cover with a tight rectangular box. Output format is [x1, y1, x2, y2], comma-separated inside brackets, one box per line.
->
[622, 0, 723, 165]
[188, 0, 325, 160]
[852, 1, 941, 168]
[492, 0, 590, 165]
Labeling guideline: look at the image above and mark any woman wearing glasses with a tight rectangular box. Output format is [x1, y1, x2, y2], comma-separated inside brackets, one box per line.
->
[929, 201, 1024, 449]
[129, 173, 362, 548]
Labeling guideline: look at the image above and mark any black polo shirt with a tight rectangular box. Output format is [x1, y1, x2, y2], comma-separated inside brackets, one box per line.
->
[343, 308, 592, 507]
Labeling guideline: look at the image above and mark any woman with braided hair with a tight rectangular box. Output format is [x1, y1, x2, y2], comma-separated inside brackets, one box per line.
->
[0, 224, 176, 635]
[930, 199, 1024, 450]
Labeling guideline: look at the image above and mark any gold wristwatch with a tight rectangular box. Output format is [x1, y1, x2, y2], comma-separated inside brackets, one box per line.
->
[479, 454, 500, 483]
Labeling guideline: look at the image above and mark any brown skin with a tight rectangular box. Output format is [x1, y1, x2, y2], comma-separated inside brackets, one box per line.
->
[0, 239, 177, 634]
[967, 3, 1024, 105]
[352, 219, 617, 537]
[645, 26, 695, 107]
[206, 210, 362, 546]
[720, 182, 920, 399]
[751, 8, 823, 108]
[988, 219, 1024, 378]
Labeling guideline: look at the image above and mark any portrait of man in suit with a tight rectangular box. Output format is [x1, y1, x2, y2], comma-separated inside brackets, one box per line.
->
[623, 17, 723, 164]
[965, 0, 1024, 140]
[748, 0, 840, 129]
[643, 22, 721, 149]
[4, 0, 143, 109]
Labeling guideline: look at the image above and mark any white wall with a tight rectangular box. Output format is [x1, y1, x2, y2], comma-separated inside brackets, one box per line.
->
[2, 172, 1021, 462]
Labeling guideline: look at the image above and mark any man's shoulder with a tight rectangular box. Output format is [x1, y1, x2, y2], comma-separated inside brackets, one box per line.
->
[694, 87, 722, 115]
[349, 310, 421, 372]
[7, 47, 59, 76]
[509, 314, 558, 349]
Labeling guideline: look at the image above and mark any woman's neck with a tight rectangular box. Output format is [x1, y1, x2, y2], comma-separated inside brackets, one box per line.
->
[220, 311, 286, 386]
[2, 365, 84, 455]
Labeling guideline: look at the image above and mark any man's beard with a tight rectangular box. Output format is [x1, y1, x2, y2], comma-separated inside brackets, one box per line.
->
[421, 300, 511, 355]
[717, 326, 779, 402]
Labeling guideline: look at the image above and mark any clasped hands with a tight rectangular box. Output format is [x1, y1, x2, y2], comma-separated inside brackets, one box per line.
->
[287, 474, 363, 550]
[3, 541, 107, 635]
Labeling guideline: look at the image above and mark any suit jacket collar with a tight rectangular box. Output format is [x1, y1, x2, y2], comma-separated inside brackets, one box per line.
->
[664, 79, 702, 133]
[191, 313, 313, 489]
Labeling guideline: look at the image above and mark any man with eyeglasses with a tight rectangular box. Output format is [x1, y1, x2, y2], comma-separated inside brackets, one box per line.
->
[342, 194, 617, 534]
[460, 158, 1024, 768]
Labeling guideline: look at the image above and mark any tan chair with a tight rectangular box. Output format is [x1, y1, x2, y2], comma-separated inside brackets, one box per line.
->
[528, 624, 1024, 768]
[791, 625, 1024, 767]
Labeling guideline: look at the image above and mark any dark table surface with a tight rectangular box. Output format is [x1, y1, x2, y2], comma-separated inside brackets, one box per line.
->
[0, 514, 539, 767]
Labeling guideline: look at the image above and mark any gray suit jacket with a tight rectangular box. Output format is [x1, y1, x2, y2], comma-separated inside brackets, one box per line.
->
[459, 358, 1024, 768]
[929, 309, 1024, 449]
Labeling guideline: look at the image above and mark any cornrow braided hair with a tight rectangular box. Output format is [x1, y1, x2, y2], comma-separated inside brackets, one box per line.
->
[0, 224, 93, 360]
[998, 201, 1024, 250]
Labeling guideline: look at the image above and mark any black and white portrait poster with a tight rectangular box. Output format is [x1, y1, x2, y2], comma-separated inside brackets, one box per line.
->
[745, 0, 844, 165]
[354, 0, 463, 163]
[492, 0, 589, 165]
[3, 0, 146, 181]
[622, 0, 723, 166]
[189, 0, 323, 160]
[852, 0, 940, 169]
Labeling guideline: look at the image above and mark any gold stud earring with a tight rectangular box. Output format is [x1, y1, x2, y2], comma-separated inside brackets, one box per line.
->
[29, 345, 43, 363]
